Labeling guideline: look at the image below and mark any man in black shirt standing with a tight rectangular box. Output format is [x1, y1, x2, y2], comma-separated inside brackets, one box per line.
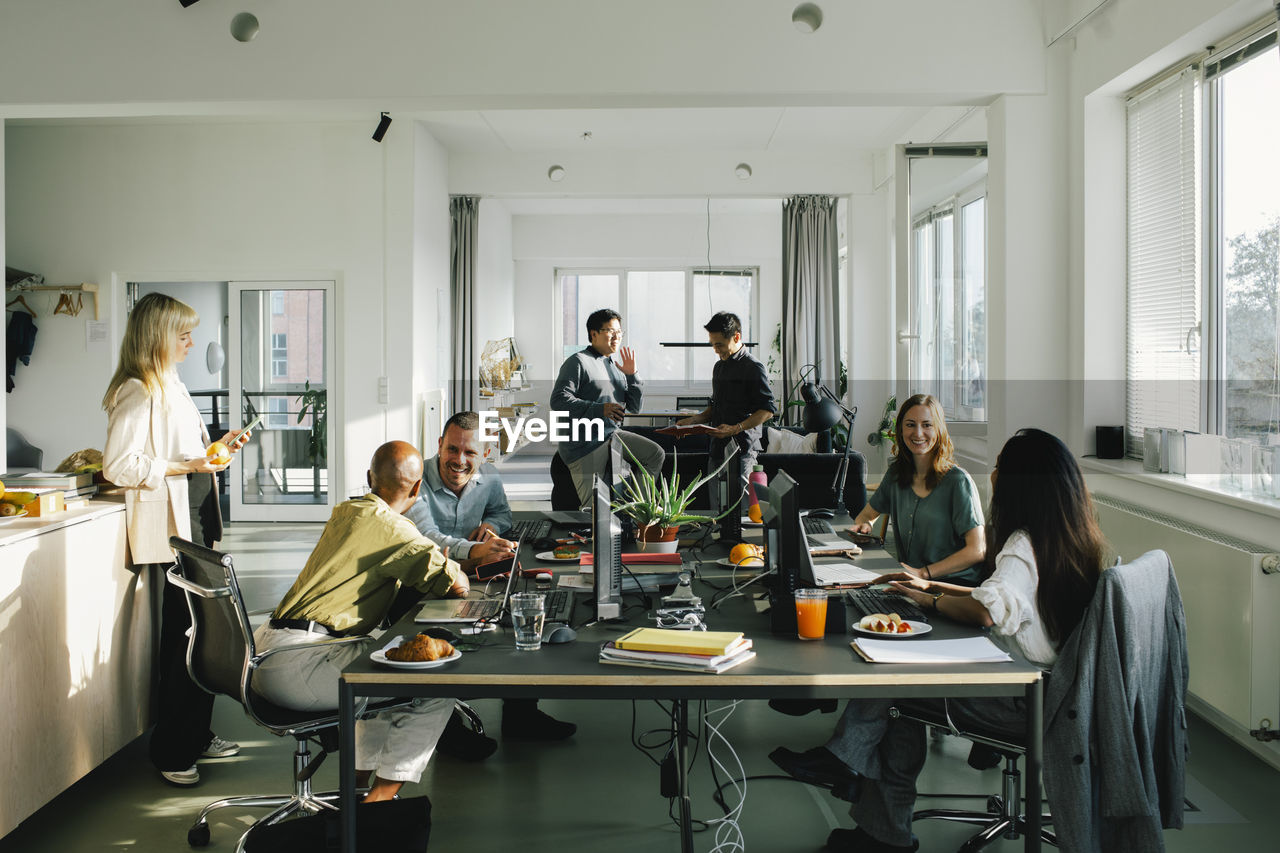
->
[676, 311, 776, 543]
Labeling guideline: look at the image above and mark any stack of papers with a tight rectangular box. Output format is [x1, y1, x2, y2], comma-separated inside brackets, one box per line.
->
[850, 636, 1013, 664]
[599, 627, 755, 673]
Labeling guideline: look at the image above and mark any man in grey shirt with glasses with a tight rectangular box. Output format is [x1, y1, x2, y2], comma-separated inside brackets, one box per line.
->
[550, 307, 665, 506]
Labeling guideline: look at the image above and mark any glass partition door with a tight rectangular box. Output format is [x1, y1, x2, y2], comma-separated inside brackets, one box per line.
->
[228, 280, 336, 522]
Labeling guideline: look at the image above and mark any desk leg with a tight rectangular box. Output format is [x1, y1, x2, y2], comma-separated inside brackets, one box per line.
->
[1024, 678, 1043, 853]
[339, 680, 357, 853]
[674, 699, 694, 853]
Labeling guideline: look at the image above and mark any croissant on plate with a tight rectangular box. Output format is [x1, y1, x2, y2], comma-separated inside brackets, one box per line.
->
[385, 634, 456, 662]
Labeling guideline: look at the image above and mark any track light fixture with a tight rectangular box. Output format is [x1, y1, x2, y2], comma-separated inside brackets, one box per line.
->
[372, 112, 392, 143]
[180, 0, 201, 7]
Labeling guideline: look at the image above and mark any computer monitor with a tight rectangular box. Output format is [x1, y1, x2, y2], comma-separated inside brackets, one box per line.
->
[768, 471, 819, 594]
[591, 474, 624, 620]
[714, 441, 743, 544]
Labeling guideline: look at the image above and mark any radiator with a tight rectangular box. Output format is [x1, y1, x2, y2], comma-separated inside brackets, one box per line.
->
[1094, 495, 1280, 768]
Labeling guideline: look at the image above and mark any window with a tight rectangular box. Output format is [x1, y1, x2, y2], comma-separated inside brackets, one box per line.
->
[267, 396, 290, 429]
[271, 332, 288, 379]
[271, 291, 285, 315]
[1125, 25, 1279, 458]
[908, 181, 987, 422]
[557, 267, 757, 386]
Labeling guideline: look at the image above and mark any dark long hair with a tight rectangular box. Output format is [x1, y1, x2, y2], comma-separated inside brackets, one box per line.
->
[987, 428, 1107, 647]
[891, 393, 955, 490]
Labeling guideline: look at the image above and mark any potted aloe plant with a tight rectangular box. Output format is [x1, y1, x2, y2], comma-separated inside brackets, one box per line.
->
[611, 445, 740, 551]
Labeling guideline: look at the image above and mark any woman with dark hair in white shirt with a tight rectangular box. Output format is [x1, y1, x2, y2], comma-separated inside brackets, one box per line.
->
[781, 428, 1108, 853]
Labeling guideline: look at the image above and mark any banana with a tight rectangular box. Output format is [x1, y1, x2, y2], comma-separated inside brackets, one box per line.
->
[1, 491, 39, 506]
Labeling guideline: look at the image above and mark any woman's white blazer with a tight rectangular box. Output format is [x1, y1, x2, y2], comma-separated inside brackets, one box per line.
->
[103, 377, 209, 565]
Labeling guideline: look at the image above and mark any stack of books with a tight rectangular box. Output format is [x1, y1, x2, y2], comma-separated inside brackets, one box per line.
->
[599, 627, 756, 673]
[5, 471, 98, 502]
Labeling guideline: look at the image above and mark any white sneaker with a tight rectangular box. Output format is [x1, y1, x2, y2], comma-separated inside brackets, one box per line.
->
[200, 735, 241, 759]
[160, 765, 200, 786]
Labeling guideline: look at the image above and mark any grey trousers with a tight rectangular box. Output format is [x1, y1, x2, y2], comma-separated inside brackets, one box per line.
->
[252, 624, 453, 784]
[566, 430, 665, 507]
[825, 696, 1028, 848]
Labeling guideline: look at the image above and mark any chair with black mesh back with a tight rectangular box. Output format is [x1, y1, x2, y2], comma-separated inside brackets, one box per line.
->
[889, 548, 1188, 852]
[167, 537, 420, 851]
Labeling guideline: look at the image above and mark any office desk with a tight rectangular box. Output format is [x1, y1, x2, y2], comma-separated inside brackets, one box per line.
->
[339, 549, 1044, 852]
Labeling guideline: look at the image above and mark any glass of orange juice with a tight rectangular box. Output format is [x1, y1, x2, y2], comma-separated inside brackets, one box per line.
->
[794, 588, 828, 640]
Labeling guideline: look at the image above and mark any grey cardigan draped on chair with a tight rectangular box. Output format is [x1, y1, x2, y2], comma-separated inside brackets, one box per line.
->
[1043, 549, 1189, 853]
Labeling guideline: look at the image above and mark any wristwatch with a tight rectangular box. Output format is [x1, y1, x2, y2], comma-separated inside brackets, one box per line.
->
[932, 591, 946, 609]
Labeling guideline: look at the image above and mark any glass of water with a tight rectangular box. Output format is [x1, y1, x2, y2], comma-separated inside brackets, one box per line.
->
[509, 593, 546, 651]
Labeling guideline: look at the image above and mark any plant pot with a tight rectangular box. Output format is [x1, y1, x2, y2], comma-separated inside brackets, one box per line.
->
[633, 524, 680, 553]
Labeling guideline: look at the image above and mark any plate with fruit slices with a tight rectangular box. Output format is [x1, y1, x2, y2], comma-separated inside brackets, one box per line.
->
[851, 613, 931, 638]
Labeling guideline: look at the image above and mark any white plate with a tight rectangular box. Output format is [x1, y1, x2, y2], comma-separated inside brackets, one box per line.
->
[0, 510, 29, 523]
[715, 556, 764, 568]
[740, 517, 763, 528]
[535, 550, 582, 562]
[371, 636, 464, 669]
[851, 620, 932, 639]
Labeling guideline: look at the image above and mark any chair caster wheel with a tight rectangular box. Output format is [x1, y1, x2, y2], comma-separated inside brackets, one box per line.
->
[188, 822, 210, 847]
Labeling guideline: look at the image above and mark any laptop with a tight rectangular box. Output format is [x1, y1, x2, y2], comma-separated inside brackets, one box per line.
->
[414, 538, 523, 623]
[801, 513, 851, 551]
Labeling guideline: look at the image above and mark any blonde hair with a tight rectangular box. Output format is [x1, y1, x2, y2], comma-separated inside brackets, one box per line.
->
[102, 292, 200, 411]
[890, 393, 955, 490]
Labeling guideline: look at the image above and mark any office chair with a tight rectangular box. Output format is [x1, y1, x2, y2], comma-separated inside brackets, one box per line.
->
[166, 537, 477, 851]
[5, 426, 43, 469]
[890, 549, 1188, 853]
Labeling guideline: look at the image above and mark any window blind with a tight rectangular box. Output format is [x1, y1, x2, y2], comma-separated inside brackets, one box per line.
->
[1125, 67, 1202, 457]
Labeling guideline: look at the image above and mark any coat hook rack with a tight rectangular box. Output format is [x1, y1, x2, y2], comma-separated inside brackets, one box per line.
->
[4, 282, 99, 321]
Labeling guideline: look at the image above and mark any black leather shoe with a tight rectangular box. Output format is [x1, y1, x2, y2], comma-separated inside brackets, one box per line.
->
[768, 746, 862, 802]
[768, 698, 839, 716]
[826, 827, 919, 852]
[436, 711, 497, 761]
[502, 708, 577, 741]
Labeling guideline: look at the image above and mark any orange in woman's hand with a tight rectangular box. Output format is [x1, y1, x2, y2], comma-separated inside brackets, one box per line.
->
[206, 441, 231, 465]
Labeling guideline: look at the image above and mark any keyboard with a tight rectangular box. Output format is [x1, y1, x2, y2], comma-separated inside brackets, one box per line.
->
[803, 517, 836, 536]
[844, 589, 928, 624]
[506, 518, 552, 541]
[544, 587, 575, 625]
[455, 598, 502, 620]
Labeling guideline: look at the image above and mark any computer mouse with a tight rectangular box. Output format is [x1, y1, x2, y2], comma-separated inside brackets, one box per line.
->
[534, 571, 553, 586]
[421, 627, 460, 643]
[544, 624, 578, 644]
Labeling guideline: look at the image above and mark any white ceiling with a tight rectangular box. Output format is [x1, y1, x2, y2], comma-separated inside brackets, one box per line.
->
[416, 105, 937, 155]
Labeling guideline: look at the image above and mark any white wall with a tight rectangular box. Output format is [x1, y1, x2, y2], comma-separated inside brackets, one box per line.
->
[3, 120, 448, 493]
[475, 199, 515, 358]
[411, 122, 452, 443]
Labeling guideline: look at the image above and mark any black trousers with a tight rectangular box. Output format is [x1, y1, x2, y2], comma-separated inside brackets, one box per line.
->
[149, 472, 222, 772]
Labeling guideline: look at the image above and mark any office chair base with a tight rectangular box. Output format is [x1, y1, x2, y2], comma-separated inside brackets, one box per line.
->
[912, 807, 1056, 853]
[188, 790, 342, 850]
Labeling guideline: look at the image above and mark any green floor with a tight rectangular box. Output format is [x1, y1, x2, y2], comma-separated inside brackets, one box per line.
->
[2, 521, 1275, 852]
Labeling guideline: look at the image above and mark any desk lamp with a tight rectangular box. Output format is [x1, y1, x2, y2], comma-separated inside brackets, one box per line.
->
[799, 377, 857, 519]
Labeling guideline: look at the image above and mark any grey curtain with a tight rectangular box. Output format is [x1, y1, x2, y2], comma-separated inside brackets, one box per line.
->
[450, 196, 479, 413]
[781, 195, 841, 426]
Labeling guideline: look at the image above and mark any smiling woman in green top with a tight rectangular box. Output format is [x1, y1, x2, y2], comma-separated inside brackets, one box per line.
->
[850, 393, 986, 584]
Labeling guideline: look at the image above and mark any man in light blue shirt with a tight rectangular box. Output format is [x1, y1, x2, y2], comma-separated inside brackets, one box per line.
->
[409, 410, 577, 745]
[550, 307, 664, 506]
[406, 411, 516, 565]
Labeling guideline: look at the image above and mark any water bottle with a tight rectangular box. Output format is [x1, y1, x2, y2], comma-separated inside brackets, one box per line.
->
[747, 465, 767, 523]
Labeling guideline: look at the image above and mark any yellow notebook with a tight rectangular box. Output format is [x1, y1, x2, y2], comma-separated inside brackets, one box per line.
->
[613, 627, 746, 657]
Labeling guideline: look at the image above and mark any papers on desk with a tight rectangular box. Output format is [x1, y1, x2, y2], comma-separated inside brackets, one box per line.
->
[809, 561, 882, 587]
[850, 636, 1013, 664]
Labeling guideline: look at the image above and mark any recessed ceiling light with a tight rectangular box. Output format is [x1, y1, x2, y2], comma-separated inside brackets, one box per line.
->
[548, 165, 566, 182]
[230, 12, 259, 42]
[734, 163, 753, 181]
[581, 131, 593, 142]
[792, 3, 823, 33]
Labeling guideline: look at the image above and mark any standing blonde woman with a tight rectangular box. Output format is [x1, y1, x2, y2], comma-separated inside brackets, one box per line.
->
[103, 292, 251, 787]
